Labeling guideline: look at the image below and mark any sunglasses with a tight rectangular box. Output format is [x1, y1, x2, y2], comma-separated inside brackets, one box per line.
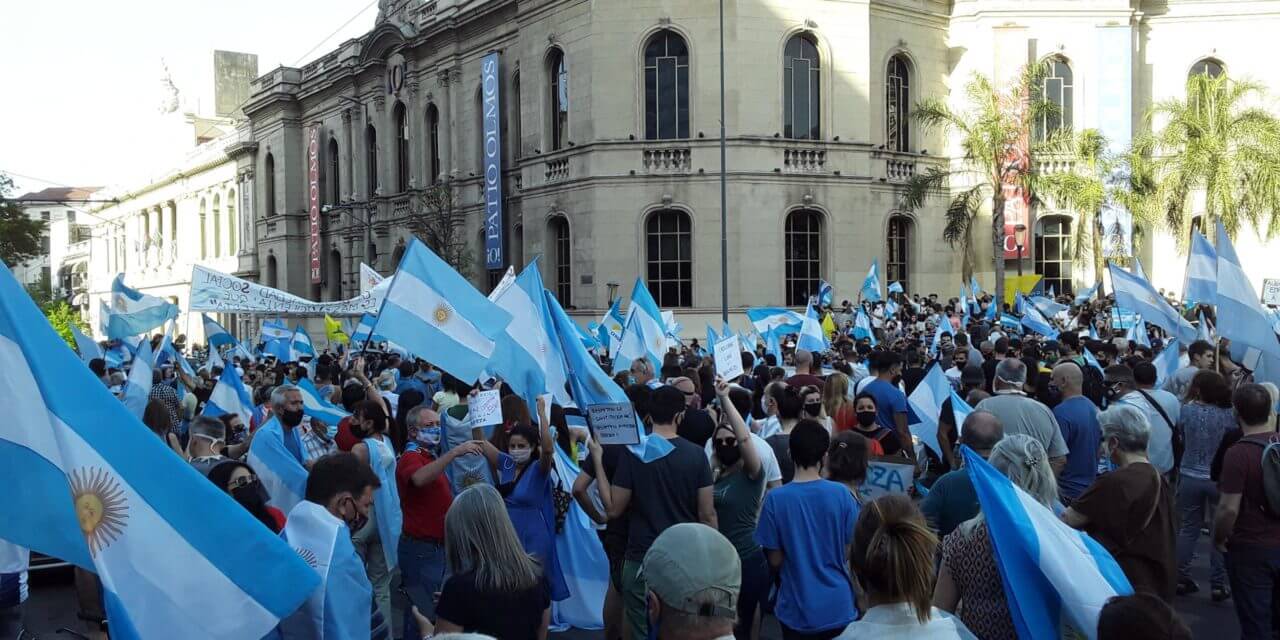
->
[713, 437, 737, 447]
[227, 474, 258, 491]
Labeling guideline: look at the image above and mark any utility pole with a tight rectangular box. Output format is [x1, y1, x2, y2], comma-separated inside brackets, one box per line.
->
[719, 0, 729, 324]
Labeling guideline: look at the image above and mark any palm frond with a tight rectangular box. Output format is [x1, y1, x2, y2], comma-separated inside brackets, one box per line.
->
[899, 165, 956, 211]
[942, 186, 984, 248]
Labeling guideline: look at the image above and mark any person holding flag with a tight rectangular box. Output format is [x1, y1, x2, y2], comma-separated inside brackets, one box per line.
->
[247, 385, 311, 515]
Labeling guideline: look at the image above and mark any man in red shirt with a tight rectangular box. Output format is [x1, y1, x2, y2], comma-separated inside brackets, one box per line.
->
[396, 405, 481, 628]
[1214, 383, 1280, 638]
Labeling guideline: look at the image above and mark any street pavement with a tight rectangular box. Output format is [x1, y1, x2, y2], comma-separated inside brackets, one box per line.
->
[17, 534, 1238, 639]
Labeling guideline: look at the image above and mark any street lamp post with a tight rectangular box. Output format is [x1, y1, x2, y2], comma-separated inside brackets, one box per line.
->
[1015, 223, 1028, 278]
[719, 0, 729, 324]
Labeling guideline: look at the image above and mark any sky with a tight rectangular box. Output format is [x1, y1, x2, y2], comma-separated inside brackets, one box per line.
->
[0, 0, 380, 196]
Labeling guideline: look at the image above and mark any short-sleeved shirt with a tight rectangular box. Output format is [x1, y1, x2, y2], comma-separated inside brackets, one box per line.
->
[920, 469, 978, 537]
[585, 444, 631, 540]
[973, 394, 1068, 459]
[713, 467, 767, 557]
[396, 447, 453, 540]
[1219, 434, 1280, 549]
[613, 436, 713, 561]
[766, 433, 795, 484]
[1114, 391, 1181, 474]
[1052, 396, 1100, 500]
[1179, 403, 1236, 480]
[435, 570, 551, 640]
[702, 433, 783, 486]
[940, 523, 1016, 640]
[1072, 462, 1176, 601]
[862, 379, 908, 432]
[786, 373, 824, 390]
[754, 479, 859, 633]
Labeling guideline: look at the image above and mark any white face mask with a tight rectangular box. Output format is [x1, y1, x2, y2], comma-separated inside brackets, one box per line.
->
[510, 448, 532, 465]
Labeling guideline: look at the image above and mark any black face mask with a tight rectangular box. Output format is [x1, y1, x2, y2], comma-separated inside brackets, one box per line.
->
[714, 442, 741, 467]
[856, 411, 878, 428]
[280, 408, 304, 428]
[804, 402, 822, 416]
[231, 480, 269, 510]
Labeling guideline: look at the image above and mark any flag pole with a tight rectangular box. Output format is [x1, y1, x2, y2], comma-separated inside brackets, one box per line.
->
[718, 0, 729, 325]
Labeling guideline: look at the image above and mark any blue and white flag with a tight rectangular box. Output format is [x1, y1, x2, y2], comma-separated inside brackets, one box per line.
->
[985, 297, 999, 322]
[364, 435, 402, 572]
[962, 446, 1131, 640]
[884, 298, 898, 318]
[1030, 296, 1068, 318]
[373, 239, 513, 383]
[487, 258, 573, 408]
[949, 388, 974, 429]
[0, 263, 318, 640]
[746, 307, 804, 336]
[1215, 222, 1280, 390]
[261, 318, 292, 342]
[1074, 283, 1099, 306]
[277, 501, 373, 640]
[861, 259, 883, 302]
[550, 443, 609, 630]
[1048, 285, 1056, 299]
[906, 363, 950, 458]
[611, 308, 654, 376]
[888, 281, 904, 295]
[1109, 263, 1196, 344]
[247, 417, 308, 514]
[969, 276, 981, 299]
[349, 313, 385, 347]
[105, 274, 179, 340]
[1019, 295, 1060, 339]
[545, 291, 673, 463]
[1154, 339, 1181, 389]
[204, 340, 226, 372]
[1125, 317, 1151, 348]
[598, 298, 625, 353]
[295, 378, 351, 429]
[203, 363, 255, 427]
[70, 323, 102, 365]
[765, 329, 783, 365]
[853, 308, 876, 346]
[202, 314, 238, 351]
[1184, 231, 1217, 305]
[122, 338, 153, 419]
[625, 278, 668, 372]
[1082, 348, 1104, 373]
[575, 320, 601, 352]
[706, 325, 719, 353]
[929, 320, 948, 356]
[1087, 323, 1100, 341]
[1198, 311, 1213, 342]
[796, 304, 828, 353]
[289, 325, 316, 362]
[817, 279, 835, 307]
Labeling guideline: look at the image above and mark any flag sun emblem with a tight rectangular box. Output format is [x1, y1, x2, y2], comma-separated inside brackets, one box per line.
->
[295, 546, 319, 569]
[69, 467, 129, 557]
[433, 303, 453, 324]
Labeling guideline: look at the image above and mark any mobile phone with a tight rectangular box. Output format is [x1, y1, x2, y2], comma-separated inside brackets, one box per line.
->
[403, 583, 435, 613]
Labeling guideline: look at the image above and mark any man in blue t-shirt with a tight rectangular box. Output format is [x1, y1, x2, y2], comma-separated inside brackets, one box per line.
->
[860, 351, 913, 463]
[755, 420, 858, 638]
[1050, 362, 1099, 502]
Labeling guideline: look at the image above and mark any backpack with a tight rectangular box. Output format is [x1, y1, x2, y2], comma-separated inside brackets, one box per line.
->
[1076, 357, 1106, 409]
[1236, 436, 1280, 518]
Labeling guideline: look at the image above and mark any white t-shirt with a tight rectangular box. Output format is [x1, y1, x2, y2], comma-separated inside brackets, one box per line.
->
[704, 432, 783, 485]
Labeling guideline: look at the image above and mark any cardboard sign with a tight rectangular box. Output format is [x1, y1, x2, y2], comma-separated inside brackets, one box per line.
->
[467, 389, 503, 428]
[714, 336, 744, 381]
[586, 402, 641, 446]
[862, 457, 914, 501]
[1262, 279, 1280, 306]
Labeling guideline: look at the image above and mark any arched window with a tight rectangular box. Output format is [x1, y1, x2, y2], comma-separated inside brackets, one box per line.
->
[886, 54, 911, 152]
[783, 34, 821, 140]
[1038, 57, 1073, 140]
[327, 137, 341, 205]
[265, 255, 278, 289]
[328, 248, 343, 301]
[784, 209, 822, 306]
[549, 216, 571, 302]
[886, 215, 912, 293]
[645, 209, 692, 307]
[1190, 58, 1224, 79]
[365, 125, 379, 196]
[548, 49, 569, 151]
[198, 199, 207, 260]
[1034, 216, 1073, 296]
[426, 104, 441, 184]
[227, 190, 237, 254]
[643, 30, 690, 141]
[264, 153, 276, 216]
[212, 194, 222, 257]
[394, 103, 410, 192]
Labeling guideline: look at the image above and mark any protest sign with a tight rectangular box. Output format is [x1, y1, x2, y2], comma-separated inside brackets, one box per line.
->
[466, 390, 503, 428]
[586, 402, 641, 446]
[1262, 278, 1280, 306]
[188, 265, 384, 316]
[713, 335, 744, 381]
[862, 457, 914, 501]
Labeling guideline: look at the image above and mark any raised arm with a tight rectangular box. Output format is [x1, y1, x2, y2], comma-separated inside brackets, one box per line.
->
[716, 377, 761, 480]
[536, 396, 555, 471]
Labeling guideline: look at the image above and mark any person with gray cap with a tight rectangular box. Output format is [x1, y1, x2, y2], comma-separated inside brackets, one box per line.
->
[641, 522, 740, 640]
[974, 359, 1067, 474]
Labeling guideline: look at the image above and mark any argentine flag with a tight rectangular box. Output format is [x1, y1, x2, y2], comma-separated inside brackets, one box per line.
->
[1215, 222, 1280, 389]
[349, 313, 385, 347]
[598, 299, 625, 353]
[121, 338, 153, 419]
[295, 378, 351, 429]
[907, 363, 950, 457]
[963, 446, 1131, 639]
[105, 274, 178, 340]
[888, 280, 904, 295]
[202, 313, 239, 351]
[277, 501, 374, 640]
[1074, 283, 1099, 306]
[1198, 311, 1213, 342]
[746, 307, 804, 336]
[289, 325, 316, 362]
[1154, 339, 1181, 388]
[861, 259, 883, 302]
[1019, 295, 1060, 339]
[70, 323, 102, 365]
[1109, 263, 1196, 344]
[626, 278, 668, 371]
[1183, 231, 1217, 305]
[1125, 317, 1151, 348]
[247, 416, 308, 515]
[795, 304, 828, 353]
[765, 329, 783, 365]
[817, 279, 835, 307]
[853, 308, 876, 345]
[487, 258, 573, 409]
[203, 362, 255, 427]
[0, 263, 318, 639]
[373, 239, 512, 382]
[611, 308, 654, 376]
[949, 387, 974, 428]
[261, 318, 292, 342]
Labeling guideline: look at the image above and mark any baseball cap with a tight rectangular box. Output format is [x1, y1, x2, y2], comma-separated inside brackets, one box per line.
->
[640, 523, 740, 619]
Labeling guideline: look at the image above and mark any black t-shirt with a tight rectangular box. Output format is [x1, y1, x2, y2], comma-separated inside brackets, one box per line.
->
[614, 436, 713, 561]
[766, 433, 795, 484]
[435, 570, 551, 640]
[982, 358, 1000, 393]
[587, 444, 630, 540]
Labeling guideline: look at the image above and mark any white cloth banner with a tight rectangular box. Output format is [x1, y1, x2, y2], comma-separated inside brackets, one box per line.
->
[188, 265, 386, 316]
[359, 263, 384, 294]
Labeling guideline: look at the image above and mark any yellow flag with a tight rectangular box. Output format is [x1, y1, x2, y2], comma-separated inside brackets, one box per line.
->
[821, 312, 837, 338]
[325, 314, 349, 343]
[1002, 275, 1043, 306]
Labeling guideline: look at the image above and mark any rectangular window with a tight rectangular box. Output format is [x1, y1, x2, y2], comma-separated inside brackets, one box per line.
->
[793, 59, 811, 140]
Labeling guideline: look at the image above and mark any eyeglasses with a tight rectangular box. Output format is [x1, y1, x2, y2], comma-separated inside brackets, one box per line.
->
[227, 474, 258, 491]
[713, 438, 737, 447]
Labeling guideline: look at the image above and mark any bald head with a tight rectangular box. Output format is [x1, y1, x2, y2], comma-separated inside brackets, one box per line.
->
[794, 349, 814, 374]
[960, 410, 1004, 457]
[1051, 362, 1084, 397]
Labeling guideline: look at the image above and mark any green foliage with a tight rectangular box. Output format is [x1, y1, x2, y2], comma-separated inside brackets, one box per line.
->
[42, 300, 88, 349]
[0, 172, 47, 267]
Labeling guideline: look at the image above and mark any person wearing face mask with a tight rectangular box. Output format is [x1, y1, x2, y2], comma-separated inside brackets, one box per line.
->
[801, 385, 831, 433]
[187, 416, 229, 476]
[857, 351, 914, 464]
[763, 383, 805, 484]
[278, 453, 390, 640]
[837, 393, 904, 458]
[397, 405, 484, 629]
[207, 460, 285, 532]
[350, 401, 404, 632]
[246, 384, 310, 515]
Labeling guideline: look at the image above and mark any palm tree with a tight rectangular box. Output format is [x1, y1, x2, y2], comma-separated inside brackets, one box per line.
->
[1135, 73, 1280, 244]
[900, 64, 1061, 300]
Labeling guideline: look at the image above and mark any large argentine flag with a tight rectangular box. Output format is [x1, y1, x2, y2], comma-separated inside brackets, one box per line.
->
[488, 258, 572, 408]
[105, 274, 179, 340]
[294, 378, 351, 428]
[1108, 263, 1196, 344]
[373, 239, 512, 382]
[1215, 222, 1280, 390]
[906, 363, 949, 457]
[277, 501, 373, 640]
[746, 307, 804, 336]
[247, 417, 308, 515]
[203, 362, 254, 427]
[963, 446, 1131, 639]
[0, 263, 318, 639]
[796, 304, 828, 353]
[1183, 231, 1217, 305]
[626, 278, 668, 371]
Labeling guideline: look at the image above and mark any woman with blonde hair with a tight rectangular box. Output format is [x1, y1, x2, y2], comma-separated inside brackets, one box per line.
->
[823, 372, 852, 423]
[837, 495, 976, 638]
[434, 484, 551, 640]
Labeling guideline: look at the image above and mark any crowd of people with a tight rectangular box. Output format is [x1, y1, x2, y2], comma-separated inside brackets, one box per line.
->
[7, 286, 1280, 640]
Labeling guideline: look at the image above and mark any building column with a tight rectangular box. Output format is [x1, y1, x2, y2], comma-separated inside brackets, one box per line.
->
[341, 109, 354, 199]
[437, 69, 454, 179]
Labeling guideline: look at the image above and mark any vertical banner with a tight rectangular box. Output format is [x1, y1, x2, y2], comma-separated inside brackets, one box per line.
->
[1096, 25, 1134, 259]
[481, 52, 505, 271]
[306, 124, 323, 284]
[992, 27, 1031, 260]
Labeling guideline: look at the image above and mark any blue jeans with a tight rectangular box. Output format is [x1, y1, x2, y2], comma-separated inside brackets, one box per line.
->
[1226, 545, 1280, 639]
[1176, 475, 1226, 586]
[399, 535, 446, 632]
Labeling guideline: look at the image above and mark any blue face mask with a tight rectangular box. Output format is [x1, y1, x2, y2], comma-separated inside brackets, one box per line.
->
[416, 426, 441, 447]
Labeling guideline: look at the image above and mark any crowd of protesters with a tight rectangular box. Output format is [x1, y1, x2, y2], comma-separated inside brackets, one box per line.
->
[10, 284, 1280, 640]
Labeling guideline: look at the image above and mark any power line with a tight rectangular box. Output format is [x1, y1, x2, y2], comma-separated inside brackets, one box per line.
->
[293, 0, 379, 66]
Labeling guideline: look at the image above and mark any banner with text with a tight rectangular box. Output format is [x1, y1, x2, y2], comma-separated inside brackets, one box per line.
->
[306, 124, 323, 284]
[188, 265, 383, 316]
[481, 51, 505, 271]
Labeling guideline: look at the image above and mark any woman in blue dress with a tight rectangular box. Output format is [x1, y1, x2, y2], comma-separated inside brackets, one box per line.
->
[480, 396, 569, 602]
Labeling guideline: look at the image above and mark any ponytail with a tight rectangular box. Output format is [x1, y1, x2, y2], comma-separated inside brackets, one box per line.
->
[849, 495, 938, 624]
